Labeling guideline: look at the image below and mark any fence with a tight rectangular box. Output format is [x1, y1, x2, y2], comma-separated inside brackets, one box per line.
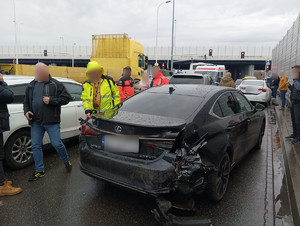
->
[272, 13, 300, 78]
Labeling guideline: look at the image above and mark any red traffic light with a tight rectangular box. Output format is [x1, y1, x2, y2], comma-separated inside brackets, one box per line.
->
[209, 49, 213, 56]
[241, 51, 245, 59]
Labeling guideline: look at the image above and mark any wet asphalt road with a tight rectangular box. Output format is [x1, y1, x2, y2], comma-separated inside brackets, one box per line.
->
[0, 114, 280, 226]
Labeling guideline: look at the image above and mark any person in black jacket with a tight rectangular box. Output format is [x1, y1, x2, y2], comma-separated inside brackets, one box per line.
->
[286, 65, 300, 143]
[270, 73, 280, 98]
[23, 63, 73, 182]
[0, 73, 22, 196]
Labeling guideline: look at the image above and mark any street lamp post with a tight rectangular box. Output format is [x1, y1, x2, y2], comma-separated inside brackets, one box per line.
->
[155, 0, 171, 65]
[13, 0, 18, 64]
[72, 43, 76, 67]
[170, 0, 175, 71]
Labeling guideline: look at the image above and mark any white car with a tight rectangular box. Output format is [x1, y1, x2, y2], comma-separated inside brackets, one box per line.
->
[3, 75, 85, 169]
[238, 79, 272, 105]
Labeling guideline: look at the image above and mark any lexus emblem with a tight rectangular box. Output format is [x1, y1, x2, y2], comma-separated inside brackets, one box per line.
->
[115, 125, 122, 133]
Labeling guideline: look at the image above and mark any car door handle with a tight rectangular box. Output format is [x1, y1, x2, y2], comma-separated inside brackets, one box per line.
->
[75, 104, 83, 107]
[226, 123, 240, 130]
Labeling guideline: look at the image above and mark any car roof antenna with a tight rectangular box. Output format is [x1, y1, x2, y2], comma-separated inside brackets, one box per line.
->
[169, 87, 175, 94]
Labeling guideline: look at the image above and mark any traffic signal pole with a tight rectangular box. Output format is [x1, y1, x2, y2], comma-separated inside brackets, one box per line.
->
[170, 0, 175, 71]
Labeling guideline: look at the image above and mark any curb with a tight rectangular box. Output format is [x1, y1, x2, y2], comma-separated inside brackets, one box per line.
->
[274, 107, 300, 225]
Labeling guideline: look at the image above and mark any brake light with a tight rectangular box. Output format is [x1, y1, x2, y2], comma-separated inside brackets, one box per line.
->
[258, 88, 267, 92]
[81, 124, 100, 136]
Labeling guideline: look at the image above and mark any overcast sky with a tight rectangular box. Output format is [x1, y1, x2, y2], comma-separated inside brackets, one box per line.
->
[1, 0, 299, 47]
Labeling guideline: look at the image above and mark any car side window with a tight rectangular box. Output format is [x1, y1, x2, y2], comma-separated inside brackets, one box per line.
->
[213, 101, 223, 117]
[233, 92, 252, 112]
[9, 84, 27, 104]
[63, 83, 82, 101]
[217, 93, 240, 117]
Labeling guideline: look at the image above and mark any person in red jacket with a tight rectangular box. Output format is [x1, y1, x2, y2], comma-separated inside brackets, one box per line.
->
[150, 65, 169, 87]
[118, 66, 135, 102]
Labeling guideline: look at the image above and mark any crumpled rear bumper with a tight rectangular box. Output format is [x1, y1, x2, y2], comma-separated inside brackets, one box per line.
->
[79, 136, 178, 196]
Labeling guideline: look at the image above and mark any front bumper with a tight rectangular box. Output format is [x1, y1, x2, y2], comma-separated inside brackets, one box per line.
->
[79, 136, 178, 196]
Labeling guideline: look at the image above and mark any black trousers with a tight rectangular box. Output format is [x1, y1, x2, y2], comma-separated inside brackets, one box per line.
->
[290, 104, 300, 138]
[0, 132, 5, 185]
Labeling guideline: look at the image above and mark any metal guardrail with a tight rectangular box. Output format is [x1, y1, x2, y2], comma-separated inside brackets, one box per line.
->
[0, 45, 272, 61]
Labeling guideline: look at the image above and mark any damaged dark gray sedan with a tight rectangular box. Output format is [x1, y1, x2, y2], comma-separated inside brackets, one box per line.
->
[79, 85, 265, 202]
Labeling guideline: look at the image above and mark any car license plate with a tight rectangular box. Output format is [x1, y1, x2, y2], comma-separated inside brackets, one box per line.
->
[102, 135, 139, 153]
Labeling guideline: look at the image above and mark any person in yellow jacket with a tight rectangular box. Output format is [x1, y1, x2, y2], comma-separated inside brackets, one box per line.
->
[278, 70, 288, 110]
[81, 61, 120, 119]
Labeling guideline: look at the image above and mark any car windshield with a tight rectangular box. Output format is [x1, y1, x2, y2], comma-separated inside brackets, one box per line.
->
[235, 80, 242, 85]
[120, 92, 202, 120]
[195, 70, 217, 77]
[241, 80, 264, 86]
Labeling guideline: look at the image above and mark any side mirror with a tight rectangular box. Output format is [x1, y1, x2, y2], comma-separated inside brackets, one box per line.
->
[255, 103, 265, 111]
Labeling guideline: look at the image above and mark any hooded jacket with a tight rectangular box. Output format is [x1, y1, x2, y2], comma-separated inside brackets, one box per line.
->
[219, 77, 235, 88]
[81, 61, 120, 114]
[0, 81, 14, 132]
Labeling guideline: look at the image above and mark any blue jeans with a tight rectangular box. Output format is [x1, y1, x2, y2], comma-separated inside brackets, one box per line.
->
[31, 122, 69, 172]
[280, 90, 287, 107]
[272, 86, 278, 98]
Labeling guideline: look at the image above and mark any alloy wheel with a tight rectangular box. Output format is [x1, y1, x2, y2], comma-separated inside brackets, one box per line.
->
[11, 136, 33, 164]
[216, 155, 230, 196]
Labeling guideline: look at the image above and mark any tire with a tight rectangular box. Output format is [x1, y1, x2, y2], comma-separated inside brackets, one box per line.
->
[206, 152, 230, 202]
[5, 129, 34, 169]
[254, 122, 265, 150]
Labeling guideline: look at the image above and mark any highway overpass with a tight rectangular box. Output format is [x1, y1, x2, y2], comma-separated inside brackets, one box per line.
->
[0, 45, 272, 79]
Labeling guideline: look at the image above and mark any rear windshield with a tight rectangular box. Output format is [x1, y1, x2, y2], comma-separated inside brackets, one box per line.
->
[120, 92, 202, 120]
[235, 80, 242, 85]
[241, 80, 264, 86]
[170, 75, 203, 84]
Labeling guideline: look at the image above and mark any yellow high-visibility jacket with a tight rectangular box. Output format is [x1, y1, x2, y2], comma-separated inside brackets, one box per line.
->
[81, 76, 120, 114]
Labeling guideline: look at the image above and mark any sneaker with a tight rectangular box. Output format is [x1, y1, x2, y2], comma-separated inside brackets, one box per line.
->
[285, 134, 295, 140]
[28, 171, 45, 182]
[64, 161, 72, 172]
[0, 183, 22, 197]
[279, 107, 285, 110]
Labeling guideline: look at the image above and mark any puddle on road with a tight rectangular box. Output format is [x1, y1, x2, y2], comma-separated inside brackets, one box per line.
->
[273, 131, 294, 226]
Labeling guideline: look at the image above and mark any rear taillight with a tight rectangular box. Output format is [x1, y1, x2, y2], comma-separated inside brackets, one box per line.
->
[81, 124, 100, 136]
[258, 88, 267, 92]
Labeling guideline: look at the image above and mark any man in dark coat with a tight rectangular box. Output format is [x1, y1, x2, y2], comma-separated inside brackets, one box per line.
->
[0, 73, 22, 196]
[23, 63, 73, 182]
[286, 65, 300, 143]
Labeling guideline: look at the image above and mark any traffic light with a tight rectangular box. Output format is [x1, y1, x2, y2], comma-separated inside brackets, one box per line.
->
[162, 63, 165, 68]
[44, 50, 47, 57]
[209, 49, 213, 56]
[241, 51, 245, 59]
[266, 65, 270, 71]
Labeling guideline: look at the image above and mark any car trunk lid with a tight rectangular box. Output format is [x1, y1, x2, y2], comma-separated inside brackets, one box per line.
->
[83, 111, 186, 160]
